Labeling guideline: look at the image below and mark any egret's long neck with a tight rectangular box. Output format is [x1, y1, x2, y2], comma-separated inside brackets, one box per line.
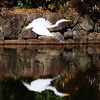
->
[47, 19, 70, 29]
[46, 86, 64, 97]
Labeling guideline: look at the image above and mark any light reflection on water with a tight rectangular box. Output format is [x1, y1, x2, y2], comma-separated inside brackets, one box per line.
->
[0, 44, 99, 100]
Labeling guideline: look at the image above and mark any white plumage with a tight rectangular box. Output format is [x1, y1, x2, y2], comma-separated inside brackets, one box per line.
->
[30, 18, 52, 27]
[24, 18, 71, 42]
[22, 75, 70, 97]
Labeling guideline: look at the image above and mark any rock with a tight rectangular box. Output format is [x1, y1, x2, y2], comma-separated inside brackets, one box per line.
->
[80, 16, 93, 31]
[26, 39, 46, 44]
[70, 14, 80, 28]
[65, 39, 75, 44]
[18, 28, 37, 39]
[17, 39, 26, 44]
[0, 15, 6, 25]
[0, 40, 4, 44]
[73, 30, 81, 42]
[0, 26, 3, 33]
[72, 25, 88, 43]
[0, 26, 4, 39]
[64, 29, 73, 38]
[88, 32, 100, 43]
[5, 40, 18, 44]
[3, 20, 14, 38]
[88, 32, 96, 40]
[0, 32, 4, 40]
[4, 39, 26, 44]
[81, 34, 88, 43]
[3, 14, 27, 39]
[0, 16, 5, 39]
[94, 19, 100, 32]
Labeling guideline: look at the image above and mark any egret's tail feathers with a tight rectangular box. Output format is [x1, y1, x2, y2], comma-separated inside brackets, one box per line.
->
[22, 81, 28, 87]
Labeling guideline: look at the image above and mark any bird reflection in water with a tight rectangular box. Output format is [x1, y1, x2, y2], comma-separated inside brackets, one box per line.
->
[22, 74, 70, 97]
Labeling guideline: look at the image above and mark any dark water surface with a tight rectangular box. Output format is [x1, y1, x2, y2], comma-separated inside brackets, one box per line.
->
[0, 44, 100, 100]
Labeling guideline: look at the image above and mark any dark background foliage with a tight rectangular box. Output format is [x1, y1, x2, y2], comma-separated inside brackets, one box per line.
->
[0, 0, 100, 18]
[72, 0, 100, 19]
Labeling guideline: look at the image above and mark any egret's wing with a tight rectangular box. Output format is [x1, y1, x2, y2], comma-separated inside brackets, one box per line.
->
[32, 25, 54, 36]
[31, 18, 51, 27]
[31, 79, 52, 86]
[22, 81, 44, 92]
[29, 79, 53, 92]
[44, 19, 52, 27]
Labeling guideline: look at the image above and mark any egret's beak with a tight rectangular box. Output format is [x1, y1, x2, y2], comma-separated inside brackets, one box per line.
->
[63, 93, 70, 96]
[66, 20, 72, 22]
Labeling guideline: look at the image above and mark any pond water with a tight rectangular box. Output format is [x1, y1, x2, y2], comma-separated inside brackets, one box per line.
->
[0, 44, 100, 100]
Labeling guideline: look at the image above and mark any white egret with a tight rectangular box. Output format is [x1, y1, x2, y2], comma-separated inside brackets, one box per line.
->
[22, 75, 70, 97]
[19, 18, 71, 42]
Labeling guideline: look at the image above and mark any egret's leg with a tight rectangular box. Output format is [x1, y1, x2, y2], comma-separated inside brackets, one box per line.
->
[52, 74, 64, 81]
[54, 37, 64, 43]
